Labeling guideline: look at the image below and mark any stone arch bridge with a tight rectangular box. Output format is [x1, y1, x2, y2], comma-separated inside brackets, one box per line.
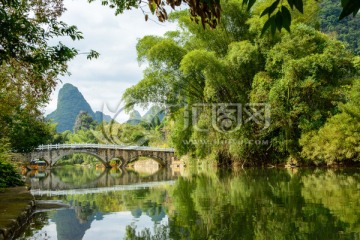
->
[28, 144, 175, 168]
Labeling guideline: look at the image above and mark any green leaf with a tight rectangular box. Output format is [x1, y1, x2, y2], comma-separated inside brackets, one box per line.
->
[261, 15, 276, 36]
[281, 6, 291, 32]
[261, 17, 272, 36]
[287, 0, 294, 9]
[341, 0, 350, 7]
[294, 0, 303, 13]
[267, 0, 280, 16]
[87, 50, 100, 60]
[261, 7, 270, 17]
[270, 16, 276, 35]
[283, 24, 291, 33]
[247, 0, 256, 10]
[275, 11, 283, 31]
[354, 7, 360, 17]
[339, 0, 360, 19]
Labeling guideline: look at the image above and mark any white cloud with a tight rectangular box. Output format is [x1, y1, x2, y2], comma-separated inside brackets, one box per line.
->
[44, 0, 178, 120]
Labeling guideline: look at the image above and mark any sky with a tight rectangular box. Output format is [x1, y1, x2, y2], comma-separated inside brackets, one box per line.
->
[44, 0, 178, 122]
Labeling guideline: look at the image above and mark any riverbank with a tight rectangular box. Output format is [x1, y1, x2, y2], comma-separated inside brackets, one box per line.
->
[0, 187, 35, 240]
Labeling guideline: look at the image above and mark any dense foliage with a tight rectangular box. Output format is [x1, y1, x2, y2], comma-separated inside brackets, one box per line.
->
[0, 61, 55, 152]
[0, 0, 98, 155]
[123, 0, 359, 166]
[0, 0, 98, 186]
[0, 160, 23, 188]
[300, 79, 360, 164]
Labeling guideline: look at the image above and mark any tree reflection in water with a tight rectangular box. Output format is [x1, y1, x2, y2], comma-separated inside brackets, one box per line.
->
[125, 169, 360, 240]
[20, 168, 360, 239]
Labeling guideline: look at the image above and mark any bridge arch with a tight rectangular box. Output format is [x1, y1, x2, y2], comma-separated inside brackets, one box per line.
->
[109, 157, 125, 166]
[50, 150, 108, 167]
[127, 155, 166, 167]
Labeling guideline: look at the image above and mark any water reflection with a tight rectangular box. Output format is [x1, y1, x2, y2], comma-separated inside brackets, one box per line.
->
[25, 165, 177, 190]
[20, 168, 360, 239]
[21, 187, 170, 239]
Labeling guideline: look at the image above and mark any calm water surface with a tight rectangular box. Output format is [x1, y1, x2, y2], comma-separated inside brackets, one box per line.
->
[18, 165, 360, 239]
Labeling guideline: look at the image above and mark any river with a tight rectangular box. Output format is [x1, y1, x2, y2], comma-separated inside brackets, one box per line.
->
[17, 165, 360, 239]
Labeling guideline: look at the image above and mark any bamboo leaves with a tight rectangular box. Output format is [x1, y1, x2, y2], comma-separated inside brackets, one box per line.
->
[261, 0, 298, 35]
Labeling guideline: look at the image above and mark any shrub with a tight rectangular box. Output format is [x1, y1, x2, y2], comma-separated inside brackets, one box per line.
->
[0, 160, 24, 188]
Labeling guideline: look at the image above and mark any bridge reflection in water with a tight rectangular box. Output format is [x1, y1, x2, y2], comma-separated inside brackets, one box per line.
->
[26, 166, 179, 196]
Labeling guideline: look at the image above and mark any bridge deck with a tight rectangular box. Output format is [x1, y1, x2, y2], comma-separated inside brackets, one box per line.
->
[35, 144, 174, 152]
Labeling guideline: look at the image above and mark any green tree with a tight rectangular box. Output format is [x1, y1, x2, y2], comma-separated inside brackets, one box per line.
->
[258, 24, 355, 161]
[0, 160, 23, 188]
[0, 0, 98, 156]
[0, 140, 23, 188]
[300, 79, 360, 164]
[73, 111, 98, 133]
[0, 61, 55, 152]
[66, 130, 98, 144]
[0, 0, 98, 64]
[123, 0, 358, 165]
[8, 109, 53, 152]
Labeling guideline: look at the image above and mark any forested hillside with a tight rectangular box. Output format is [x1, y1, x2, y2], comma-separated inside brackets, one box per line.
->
[320, 0, 360, 55]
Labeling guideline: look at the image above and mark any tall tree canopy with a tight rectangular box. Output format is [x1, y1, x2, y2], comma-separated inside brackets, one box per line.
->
[123, 0, 359, 165]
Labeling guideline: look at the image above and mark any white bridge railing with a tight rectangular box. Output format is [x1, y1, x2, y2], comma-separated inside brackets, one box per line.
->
[35, 143, 174, 152]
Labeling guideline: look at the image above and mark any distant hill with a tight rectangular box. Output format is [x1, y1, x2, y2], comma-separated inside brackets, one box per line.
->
[94, 111, 112, 123]
[46, 83, 111, 132]
[142, 106, 165, 122]
[126, 110, 142, 125]
[126, 106, 165, 125]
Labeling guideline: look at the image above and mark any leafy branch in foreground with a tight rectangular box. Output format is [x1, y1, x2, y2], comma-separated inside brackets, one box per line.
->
[91, 0, 359, 33]
[0, 0, 99, 154]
